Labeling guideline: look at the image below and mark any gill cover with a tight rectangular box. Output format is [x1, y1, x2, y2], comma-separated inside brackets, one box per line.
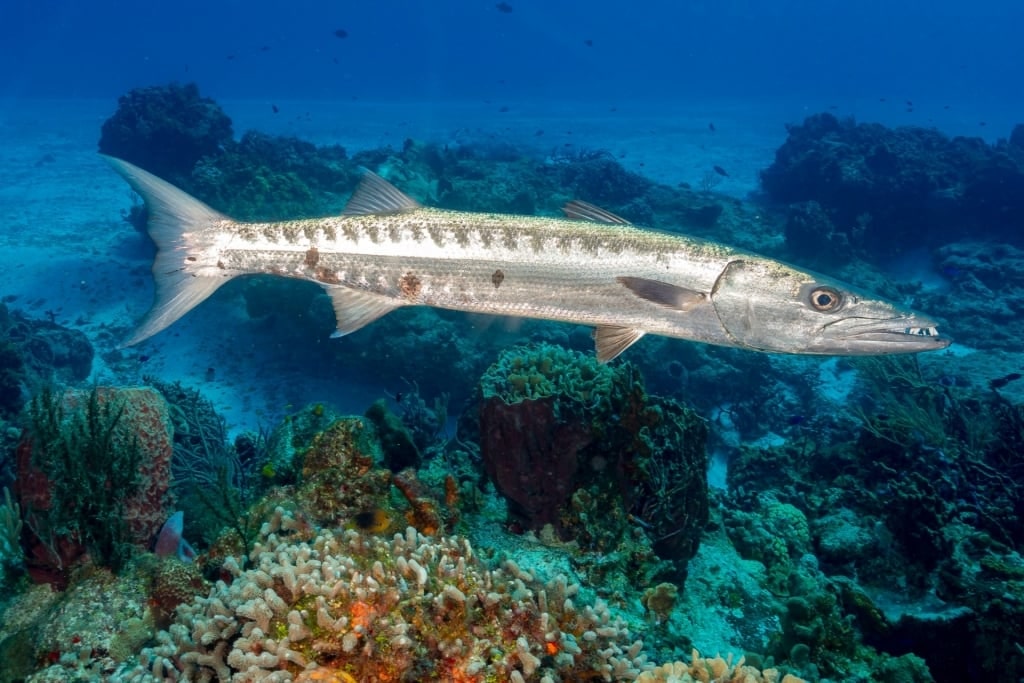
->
[710, 259, 816, 352]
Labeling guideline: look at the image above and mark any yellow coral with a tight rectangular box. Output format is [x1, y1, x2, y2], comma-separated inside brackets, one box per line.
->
[635, 650, 807, 683]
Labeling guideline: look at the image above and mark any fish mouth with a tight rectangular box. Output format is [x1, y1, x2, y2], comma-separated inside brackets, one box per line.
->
[821, 316, 952, 354]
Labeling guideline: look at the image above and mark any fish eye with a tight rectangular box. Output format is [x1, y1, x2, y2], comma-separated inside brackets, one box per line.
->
[808, 286, 842, 312]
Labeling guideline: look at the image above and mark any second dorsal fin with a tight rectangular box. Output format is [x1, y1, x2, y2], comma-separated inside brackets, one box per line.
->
[562, 200, 631, 225]
[343, 171, 422, 216]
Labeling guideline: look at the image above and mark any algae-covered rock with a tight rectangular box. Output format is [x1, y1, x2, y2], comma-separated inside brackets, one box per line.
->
[478, 343, 708, 581]
[295, 417, 391, 526]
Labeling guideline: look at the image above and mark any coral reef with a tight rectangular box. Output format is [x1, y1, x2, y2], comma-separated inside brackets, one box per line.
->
[478, 343, 709, 584]
[98, 82, 234, 184]
[128, 516, 650, 682]
[761, 112, 1024, 259]
[0, 302, 94, 396]
[17, 386, 173, 583]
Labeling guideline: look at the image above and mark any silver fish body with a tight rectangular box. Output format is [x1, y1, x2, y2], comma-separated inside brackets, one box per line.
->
[103, 155, 950, 360]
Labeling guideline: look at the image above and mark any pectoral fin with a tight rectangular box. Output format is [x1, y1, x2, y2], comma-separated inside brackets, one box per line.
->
[594, 325, 646, 363]
[617, 276, 706, 311]
[326, 286, 402, 337]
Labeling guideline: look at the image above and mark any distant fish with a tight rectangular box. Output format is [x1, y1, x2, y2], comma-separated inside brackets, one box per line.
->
[496, 2, 513, 12]
[584, 39, 593, 47]
[272, 104, 279, 114]
[333, 28, 349, 39]
[990, 372, 1022, 390]
[713, 165, 729, 177]
[708, 122, 716, 133]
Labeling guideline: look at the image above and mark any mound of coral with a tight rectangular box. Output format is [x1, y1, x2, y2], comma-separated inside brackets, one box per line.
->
[128, 511, 648, 682]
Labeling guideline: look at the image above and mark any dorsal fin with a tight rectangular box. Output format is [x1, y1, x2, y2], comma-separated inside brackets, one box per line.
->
[562, 200, 631, 225]
[343, 171, 421, 216]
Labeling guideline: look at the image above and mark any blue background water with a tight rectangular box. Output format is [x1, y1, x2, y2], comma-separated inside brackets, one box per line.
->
[2, 0, 1022, 108]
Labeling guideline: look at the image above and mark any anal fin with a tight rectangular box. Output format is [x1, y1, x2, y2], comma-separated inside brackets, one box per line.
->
[594, 325, 646, 363]
[326, 286, 402, 337]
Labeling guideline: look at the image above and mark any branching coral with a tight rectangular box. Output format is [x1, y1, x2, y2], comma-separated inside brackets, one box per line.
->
[127, 510, 650, 682]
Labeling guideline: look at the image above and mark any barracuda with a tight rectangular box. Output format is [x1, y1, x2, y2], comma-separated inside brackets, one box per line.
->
[104, 155, 950, 361]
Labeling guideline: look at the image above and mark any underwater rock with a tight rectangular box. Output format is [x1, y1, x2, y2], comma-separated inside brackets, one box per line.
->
[98, 82, 233, 184]
[364, 398, 421, 471]
[761, 112, 1024, 254]
[295, 417, 391, 527]
[477, 343, 708, 580]
[0, 303, 94, 402]
[783, 200, 850, 267]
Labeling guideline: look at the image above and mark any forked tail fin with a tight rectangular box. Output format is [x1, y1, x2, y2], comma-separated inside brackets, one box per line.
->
[103, 155, 236, 347]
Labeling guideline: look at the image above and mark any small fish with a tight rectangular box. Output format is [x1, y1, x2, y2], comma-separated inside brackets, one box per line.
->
[713, 165, 729, 177]
[708, 122, 716, 133]
[584, 39, 593, 47]
[271, 104, 279, 114]
[353, 509, 392, 533]
[333, 28, 348, 39]
[990, 372, 1022, 390]
[496, 2, 513, 12]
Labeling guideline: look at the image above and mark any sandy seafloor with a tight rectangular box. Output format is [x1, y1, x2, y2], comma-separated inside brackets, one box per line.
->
[0, 94, 1014, 437]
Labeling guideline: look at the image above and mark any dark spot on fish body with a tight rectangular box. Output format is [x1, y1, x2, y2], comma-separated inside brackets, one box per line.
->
[501, 226, 518, 251]
[341, 223, 359, 243]
[455, 228, 471, 249]
[399, 272, 422, 299]
[315, 268, 342, 285]
[530, 232, 544, 253]
[186, 256, 197, 262]
[409, 222, 426, 243]
[237, 224, 259, 241]
[492, 269, 505, 288]
[364, 224, 382, 244]
[322, 222, 337, 242]
[427, 224, 446, 247]
[478, 227, 493, 249]
[386, 222, 401, 243]
[304, 247, 320, 268]
[556, 234, 575, 254]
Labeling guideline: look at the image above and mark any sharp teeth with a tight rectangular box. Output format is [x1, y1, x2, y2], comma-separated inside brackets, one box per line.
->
[904, 326, 938, 337]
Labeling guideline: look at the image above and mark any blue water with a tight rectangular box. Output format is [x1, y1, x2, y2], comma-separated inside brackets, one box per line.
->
[2, 2, 1024, 682]
[3, 0, 1023, 107]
